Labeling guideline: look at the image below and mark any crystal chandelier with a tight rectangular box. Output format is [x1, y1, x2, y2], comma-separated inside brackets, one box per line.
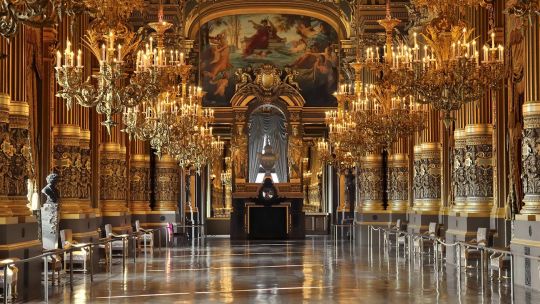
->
[122, 6, 193, 148]
[54, 0, 147, 133]
[348, 0, 427, 150]
[350, 81, 427, 150]
[380, 1, 505, 127]
[121, 1, 223, 171]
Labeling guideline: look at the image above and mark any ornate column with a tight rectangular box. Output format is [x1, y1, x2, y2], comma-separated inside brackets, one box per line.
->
[409, 109, 441, 233]
[388, 137, 409, 213]
[0, 29, 41, 296]
[146, 154, 179, 227]
[130, 140, 151, 223]
[388, 137, 409, 226]
[355, 153, 388, 244]
[154, 155, 179, 212]
[358, 154, 384, 212]
[0, 93, 11, 217]
[99, 117, 130, 233]
[452, 126, 468, 212]
[521, 103, 540, 215]
[464, 124, 493, 213]
[510, 2, 540, 292]
[446, 5, 496, 265]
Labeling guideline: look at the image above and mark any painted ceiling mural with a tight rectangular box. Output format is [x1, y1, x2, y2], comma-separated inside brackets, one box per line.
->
[198, 14, 339, 107]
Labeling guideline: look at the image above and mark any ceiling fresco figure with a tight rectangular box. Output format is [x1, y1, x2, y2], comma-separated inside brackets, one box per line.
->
[199, 14, 338, 107]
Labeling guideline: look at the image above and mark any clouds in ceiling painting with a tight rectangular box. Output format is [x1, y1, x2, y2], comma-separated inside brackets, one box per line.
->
[198, 14, 338, 107]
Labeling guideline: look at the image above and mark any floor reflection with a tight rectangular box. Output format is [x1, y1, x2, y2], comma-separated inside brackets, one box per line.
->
[33, 237, 540, 303]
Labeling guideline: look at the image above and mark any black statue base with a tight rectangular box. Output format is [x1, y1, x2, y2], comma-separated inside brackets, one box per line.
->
[230, 180, 305, 240]
[248, 205, 287, 239]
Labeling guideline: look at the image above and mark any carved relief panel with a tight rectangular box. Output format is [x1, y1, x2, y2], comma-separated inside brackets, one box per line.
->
[7, 127, 31, 197]
[155, 167, 179, 203]
[130, 166, 150, 202]
[359, 166, 384, 201]
[387, 166, 408, 201]
[466, 143, 493, 198]
[53, 144, 82, 199]
[99, 158, 127, 201]
[522, 128, 540, 195]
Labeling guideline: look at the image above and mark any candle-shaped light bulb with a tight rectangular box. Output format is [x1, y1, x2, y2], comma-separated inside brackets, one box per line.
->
[491, 32, 495, 49]
[101, 44, 106, 62]
[77, 49, 82, 67]
[56, 51, 61, 68]
[109, 31, 114, 49]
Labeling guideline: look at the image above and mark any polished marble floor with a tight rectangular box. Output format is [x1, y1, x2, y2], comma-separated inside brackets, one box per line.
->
[33, 237, 540, 303]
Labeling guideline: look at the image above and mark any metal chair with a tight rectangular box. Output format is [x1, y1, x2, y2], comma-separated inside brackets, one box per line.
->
[42, 250, 63, 286]
[413, 222, 440, 254]
[489, 251, 511, 279]
[461, 227, 491, 268]
[0, 258, 18, 301]
[387, 219, 407, 249]
[103, 224, 128, 258]
[135, 220, 154, 253]
[60, 229, 90, 273]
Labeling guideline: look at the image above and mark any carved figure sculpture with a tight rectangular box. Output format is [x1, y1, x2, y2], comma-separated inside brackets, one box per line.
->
[232, 125, 247, 179]
[283, 67, 301, 91]
[288, 126, 303, 179]
[235, 68, 253, 91]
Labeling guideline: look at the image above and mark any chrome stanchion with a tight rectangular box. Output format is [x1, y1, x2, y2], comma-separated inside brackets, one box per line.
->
[480, 248, 484, 294]
[89, 245, 94, 282]
[133, 236, 137, 263]
[122, 238, 127, 271]
[510, 254, 514, 302]
[158, 229, 162, 252]
[43, 256, 48, 302]
[368, 226, 372, 249]
[434, 239, 439, 272]
[69, 251, 74, 291]
[3, 263, 8, 304]
[457, 243, 462, 283]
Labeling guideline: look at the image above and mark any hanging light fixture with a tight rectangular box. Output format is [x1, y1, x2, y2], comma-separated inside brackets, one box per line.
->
[376, 0, 505, 127]
[54, 0, 147, 133]
[348, 0, 427, 150]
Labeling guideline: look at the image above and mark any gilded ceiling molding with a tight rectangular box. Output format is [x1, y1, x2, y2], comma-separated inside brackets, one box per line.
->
[184, 0, 351, 39]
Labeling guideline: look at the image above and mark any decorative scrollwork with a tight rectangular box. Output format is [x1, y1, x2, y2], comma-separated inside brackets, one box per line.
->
[522, 128, 540, 194]
[414, 154, 442, 200]
[359, 166, 384, 201]
[388, 166, 408, 201]
[99, 158, 127, 201]
[466, 143, 493, 198]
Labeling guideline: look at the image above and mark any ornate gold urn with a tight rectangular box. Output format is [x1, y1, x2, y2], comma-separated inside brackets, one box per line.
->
[259, 140, 277, 177]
